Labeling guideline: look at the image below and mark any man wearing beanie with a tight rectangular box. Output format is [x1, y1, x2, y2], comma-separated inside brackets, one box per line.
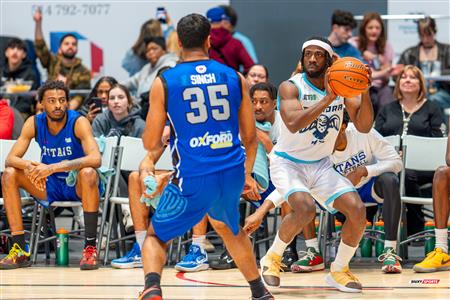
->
[122, 36, 178, 98]
[206, 6, 254, 74]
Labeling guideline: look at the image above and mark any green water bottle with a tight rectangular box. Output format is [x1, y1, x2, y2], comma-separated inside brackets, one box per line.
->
[359, 221, 373, 257]
[424, 221, 435, 256]
[315, 220, 319, 234]
[375, 220, 385, 257]
[56, 228, 69, 266]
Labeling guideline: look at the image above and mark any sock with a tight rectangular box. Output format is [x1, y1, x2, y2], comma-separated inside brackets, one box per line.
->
[435, 228, 449, 253]
[84, 211, 98, 247]
[305, 238, 320, 252]
[384, 240, 397, 250]
[287, 236, 297, 252]
[192, 234, 206, 250]
[11, 232, 26, 250]
[248, 277, 268, 299]
[331, 241, 358, 272]
[136, 231, 147, 251]
[144, 272, 161, 290]
[268, 232, 289, 256]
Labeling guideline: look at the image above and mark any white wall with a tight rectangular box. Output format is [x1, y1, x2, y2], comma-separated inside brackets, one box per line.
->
[1, 0, 228, 81]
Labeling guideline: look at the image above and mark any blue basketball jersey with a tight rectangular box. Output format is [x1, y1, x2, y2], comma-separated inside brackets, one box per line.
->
[161, 59, 245, 178]
[35, 110, 85, 180]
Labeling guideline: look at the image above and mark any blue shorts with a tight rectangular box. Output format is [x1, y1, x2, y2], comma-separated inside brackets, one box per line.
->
[152, 165, 245, 243]
[357, 177, 382, 204]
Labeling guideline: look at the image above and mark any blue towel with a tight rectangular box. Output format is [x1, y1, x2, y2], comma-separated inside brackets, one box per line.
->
[140, 176, 161, 209]
[253, 121, 271, 192]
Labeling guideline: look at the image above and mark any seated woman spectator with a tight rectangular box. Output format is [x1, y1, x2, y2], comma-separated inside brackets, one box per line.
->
[122, 19, 163, 76]
[375, 65, 445, 236]
[246, 64, 268, 87]
[79, 76, 118, 123]
[349, 12, 397, 115]
[92, 84, 145, 138]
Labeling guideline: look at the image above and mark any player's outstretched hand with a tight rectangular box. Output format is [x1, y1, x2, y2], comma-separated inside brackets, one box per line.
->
[243, 212, 264, 235]
[242, 174, 261, 201]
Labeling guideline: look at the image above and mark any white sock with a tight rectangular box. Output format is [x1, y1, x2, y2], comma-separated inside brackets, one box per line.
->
[268, 232, 290, 256]
[384, 240, 397, 250]
[331, 241, 358, 272]
[305, 238, 320, 252]
[435, 228, 448, 253]
[136, 231, 147, 251]
[192, 235, 206, 250]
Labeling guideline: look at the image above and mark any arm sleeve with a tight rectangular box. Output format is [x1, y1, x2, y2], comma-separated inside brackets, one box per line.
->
[365, 129, 403, 178]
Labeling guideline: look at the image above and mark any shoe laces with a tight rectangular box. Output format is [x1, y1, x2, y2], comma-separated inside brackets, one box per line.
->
[267, 254, 286, 273]
[342, 268, 360, 283]
[83, 246, 97, 258]
[298, 248, 317, 261]
[5, 243, 25, 260]
[181, 246, 201, 262]
[378, 248, 402, 263]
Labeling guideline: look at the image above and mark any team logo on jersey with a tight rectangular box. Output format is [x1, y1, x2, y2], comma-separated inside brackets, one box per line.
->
[65, 137, 72, 143]
[300, 114, 340, 144]
[195, 65, 207, 74]
[189, 131, 233, 149]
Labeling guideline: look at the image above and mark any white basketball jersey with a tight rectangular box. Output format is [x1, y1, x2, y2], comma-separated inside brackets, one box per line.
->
[274, 73, 345, 162]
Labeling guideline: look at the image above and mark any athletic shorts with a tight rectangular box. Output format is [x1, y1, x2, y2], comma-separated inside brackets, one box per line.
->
[269, 154, 356, 214]
[152, 164, 245, 243]
[357, 177, 383, 204]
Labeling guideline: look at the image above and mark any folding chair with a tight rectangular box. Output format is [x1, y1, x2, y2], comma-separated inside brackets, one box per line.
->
[102, 136, 172, 265]
[397, 135, 447, 259]
[32, 136, 118, 263]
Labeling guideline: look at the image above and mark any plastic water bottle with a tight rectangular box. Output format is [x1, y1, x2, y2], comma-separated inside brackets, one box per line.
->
[424, 221, 435, 256]
[359, 221, 373, 257]
[375, 221, 385, 257]
[56, 228, 69, 266]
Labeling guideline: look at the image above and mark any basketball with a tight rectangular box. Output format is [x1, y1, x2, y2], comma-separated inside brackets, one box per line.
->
[328, 57, 370, 98]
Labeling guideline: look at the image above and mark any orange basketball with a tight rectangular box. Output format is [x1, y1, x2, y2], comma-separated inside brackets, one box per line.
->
[328, 57, 370, 98]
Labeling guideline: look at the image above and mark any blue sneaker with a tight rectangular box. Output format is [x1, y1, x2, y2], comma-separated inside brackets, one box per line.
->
[175, 244, 209, 272]
[111, 242, 142, 269]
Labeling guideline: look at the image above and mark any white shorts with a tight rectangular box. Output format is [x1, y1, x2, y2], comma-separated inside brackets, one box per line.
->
[269, 153, 356, 213]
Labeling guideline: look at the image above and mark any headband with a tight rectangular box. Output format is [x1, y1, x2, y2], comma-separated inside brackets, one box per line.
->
[301, 40, 334, 57]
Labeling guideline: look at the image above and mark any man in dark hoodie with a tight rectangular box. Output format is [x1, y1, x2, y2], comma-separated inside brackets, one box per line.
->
[33, 7, 91, 110]
[206, 7, 254, 74]
[1, 38, 39, 117]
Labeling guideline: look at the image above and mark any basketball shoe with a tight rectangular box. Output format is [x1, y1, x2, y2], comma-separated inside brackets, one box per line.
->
[0, 243, 32, 269]
[281, 248, 298, 271]
[291, 247, 325, 273]
[325, 266, 362, 293]
[413, 248, 450, 273]
[378, 247, 402, 273]
[111, 242, 142, 269]
[80, 245, 99, 270]
[175, 244, 209, 272]
[137, 286, 162, 300]
[260, 251, 285, 288]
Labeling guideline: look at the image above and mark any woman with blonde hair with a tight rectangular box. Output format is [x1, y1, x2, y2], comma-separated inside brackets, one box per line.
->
[375, 65, 444, 237]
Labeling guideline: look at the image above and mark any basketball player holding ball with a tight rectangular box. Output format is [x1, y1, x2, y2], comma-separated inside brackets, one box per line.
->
[260, 36, 373, 293]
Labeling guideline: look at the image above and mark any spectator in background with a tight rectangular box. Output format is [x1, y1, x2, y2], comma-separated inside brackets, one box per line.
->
[219, 5, 258, 63]
[92, 84, 145, 139]
[350, 12, 397, 115]
[375, 65, 444, 236]
[33, 8, 91, 110]
[122, 37, 177, 99]
[207, 7, 254, 73]
[246, 64, 269, 87]
[398, 17, 450, 112]
[1, 38, 38, 118]
[79, 76, 118, 123]
[328, 10, 364, 61]
[122, 19, 163, 77]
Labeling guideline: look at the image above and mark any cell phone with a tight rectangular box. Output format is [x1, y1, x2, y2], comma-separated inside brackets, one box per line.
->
[90, 97, 102, 111]
[156, 7, 167, 24]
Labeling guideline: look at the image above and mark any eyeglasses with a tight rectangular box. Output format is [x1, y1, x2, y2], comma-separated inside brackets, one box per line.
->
[303, 51, 326, 59]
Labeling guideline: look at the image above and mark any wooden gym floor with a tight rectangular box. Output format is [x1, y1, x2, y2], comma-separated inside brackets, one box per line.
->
[0, 266, 449, 299]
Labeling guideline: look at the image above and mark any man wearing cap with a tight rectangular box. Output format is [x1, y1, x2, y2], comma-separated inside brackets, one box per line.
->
[122, 36, 177, 98]
[206, 6, 254, 73]
[259, 36, 373, 293]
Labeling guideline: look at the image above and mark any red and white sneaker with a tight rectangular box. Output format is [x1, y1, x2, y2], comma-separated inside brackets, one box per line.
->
[80, 245, 99, 270]
[290, 247, 325, 273]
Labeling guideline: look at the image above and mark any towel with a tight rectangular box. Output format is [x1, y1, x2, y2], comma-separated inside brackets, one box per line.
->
[140, 175, 161, 209]
[253, 121, 272, 192]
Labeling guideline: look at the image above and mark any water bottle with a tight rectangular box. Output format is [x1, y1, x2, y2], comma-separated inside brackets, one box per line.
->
[315, 220, 320, 234]
[335, 220, 343, 236]
[359, 221, 373, 257]
[56, 228, 69, 266]
[424, 221, 435, 256]
[375, 221, 385, 257]
[448, 222, 450, 249]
